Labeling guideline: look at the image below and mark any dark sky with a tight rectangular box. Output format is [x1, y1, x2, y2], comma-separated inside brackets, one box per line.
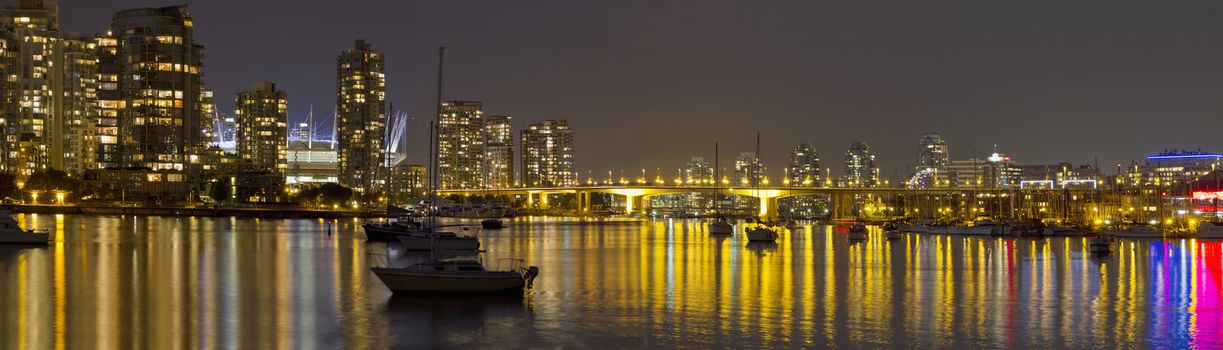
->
[63, 0, 1223, 181]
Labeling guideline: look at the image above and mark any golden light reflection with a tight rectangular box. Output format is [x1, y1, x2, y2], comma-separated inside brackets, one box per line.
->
[0, 216, 1220, 348]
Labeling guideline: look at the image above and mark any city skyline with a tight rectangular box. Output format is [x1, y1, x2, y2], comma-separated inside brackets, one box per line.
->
[58, 0, 1223, 178]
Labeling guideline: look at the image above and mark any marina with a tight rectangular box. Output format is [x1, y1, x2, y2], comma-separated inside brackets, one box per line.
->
[0, 214, 1220, 348]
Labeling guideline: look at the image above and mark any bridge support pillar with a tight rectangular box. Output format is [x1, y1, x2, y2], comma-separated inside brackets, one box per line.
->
[578, 191, 592, 213]
[759, 196, 779, 221]
[831, 192, 855, 220]
[625, 195, 644, 215]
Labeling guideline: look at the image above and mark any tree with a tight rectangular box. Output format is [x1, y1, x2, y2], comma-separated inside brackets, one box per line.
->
[25, 169, 81, 202]
[295, 183, 354, 208]
[207, 181, 231, 203]
[0, 172, 16, 201]
[317, 183, 354, 207]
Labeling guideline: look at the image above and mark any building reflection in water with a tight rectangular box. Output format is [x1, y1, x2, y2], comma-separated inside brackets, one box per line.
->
[0, 215, 1219, 348]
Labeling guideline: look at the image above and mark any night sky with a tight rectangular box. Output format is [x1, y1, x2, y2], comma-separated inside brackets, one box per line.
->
[62, 0, 1223, 181]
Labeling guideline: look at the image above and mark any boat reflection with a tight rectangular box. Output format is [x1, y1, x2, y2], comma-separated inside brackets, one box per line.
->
[0, 216, 1219, 348]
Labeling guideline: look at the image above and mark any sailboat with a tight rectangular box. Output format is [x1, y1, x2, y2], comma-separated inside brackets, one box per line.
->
[745, 132, 779, 243]
[708, 142, 733, 235]
[373, 47, 538, 295]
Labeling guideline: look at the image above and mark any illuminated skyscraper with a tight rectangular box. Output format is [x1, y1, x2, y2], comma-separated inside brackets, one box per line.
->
[786, 143, 820, 187]
[109, 6, 207, 172]
[92, 33, 120, 169]
[735, 152, 765, 186]
[912, 132, 949, 188]
[520, 120, 574, 187]
[235, 82, 287, 177]
[684, 156, 712, 185]
[336, 39, 385, 193]
[58, 38, 98, 176]
[0, 0, 59, 175]
[437, 100, 484, 189]
[484, 115, 513, 189]
[843, 142, 879, 187]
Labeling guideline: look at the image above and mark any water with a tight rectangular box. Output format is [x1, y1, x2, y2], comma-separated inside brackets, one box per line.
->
[0, 214, 1220, 348]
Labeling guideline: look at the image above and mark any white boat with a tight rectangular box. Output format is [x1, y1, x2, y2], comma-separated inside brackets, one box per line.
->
[746, 226, 779, 242]
[1102, 224, 1164, 238]
[0, 211, 49, 244]
[945, 220, 1009, 236]
[398, 230, 481, 251]
[898, 219, 947, 234]
[708, 220, 734, 235]
[848, 223, 868, 241]
[372, 258, 539, 295]
[1041, 225, 1078, 236]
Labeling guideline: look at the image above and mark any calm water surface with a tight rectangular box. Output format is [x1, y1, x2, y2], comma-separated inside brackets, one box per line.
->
[0, 214, 1220, 348]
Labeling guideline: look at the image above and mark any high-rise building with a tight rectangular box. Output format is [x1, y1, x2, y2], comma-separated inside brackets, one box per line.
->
[92, 33, 120, 169]
[786, 143, 820, 187]
[684, 156, 712, 186]
[484, 115, 513, 188]
[735, 152, 765, 186]
[0, 0, 59, 175]
[58, 38, 98, 176]
[913, 132, 949, 188]
[437, 100, 484, 189]
[843, 142, 879, 187]
[520, 120, 575, 187]
[234, 82, 287, 177]
[110, 6, 207, 172]
[335, 39, 385, 193]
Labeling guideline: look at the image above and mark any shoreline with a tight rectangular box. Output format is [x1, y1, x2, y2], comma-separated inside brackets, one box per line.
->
[0, 204, 377, 219]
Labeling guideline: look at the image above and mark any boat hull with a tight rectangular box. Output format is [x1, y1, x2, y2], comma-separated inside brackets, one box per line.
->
[372, 268, 525, 294]
[1195, 223, 1223, 239]
[398, 234, 481, 251]
[1103, 229, 1163, 239]
[481, 220, 504, 229]
[0, 231, 49, 244]
[362, 225, 404, 242]
[708, 222, 734, 235]
[746, 228, 778, 242]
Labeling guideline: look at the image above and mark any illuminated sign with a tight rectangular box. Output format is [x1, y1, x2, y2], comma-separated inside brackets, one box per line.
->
[1193, 191, 1223, 200]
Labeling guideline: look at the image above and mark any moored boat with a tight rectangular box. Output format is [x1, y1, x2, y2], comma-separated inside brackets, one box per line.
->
[0, 211, 50, 244]
[848, 223, 868, 241]
[372, 258, 539, 295]
[1102, 224, 1164, 238]
[708, 219, 734, 235]
[1192, 220, 1223, 239]
[481, 218, 504, 229]
[746, 226, 779, 242]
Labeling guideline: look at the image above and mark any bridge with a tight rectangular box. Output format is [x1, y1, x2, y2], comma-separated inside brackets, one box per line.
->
[436, 185, 1099, 219]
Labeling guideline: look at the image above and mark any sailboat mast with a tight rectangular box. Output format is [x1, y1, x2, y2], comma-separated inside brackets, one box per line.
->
[714, 142, 719, 217]
[430, 47, 446, 235]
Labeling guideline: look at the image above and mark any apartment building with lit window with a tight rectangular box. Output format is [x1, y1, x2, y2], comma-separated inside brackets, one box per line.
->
[235, 82, 287, 179]
[438, 100, 485, 189]
[335, 39, 385, 193]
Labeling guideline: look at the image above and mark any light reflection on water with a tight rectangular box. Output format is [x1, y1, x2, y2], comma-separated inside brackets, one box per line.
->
[0, 215, 1220, 348]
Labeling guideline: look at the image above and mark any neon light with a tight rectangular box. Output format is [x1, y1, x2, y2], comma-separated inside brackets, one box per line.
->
[1062, 179, 1098, 189]
[1193, 191, 1223, 200]
[1020, 180, 1054, 189]
[1147, 154, 1223, 160]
